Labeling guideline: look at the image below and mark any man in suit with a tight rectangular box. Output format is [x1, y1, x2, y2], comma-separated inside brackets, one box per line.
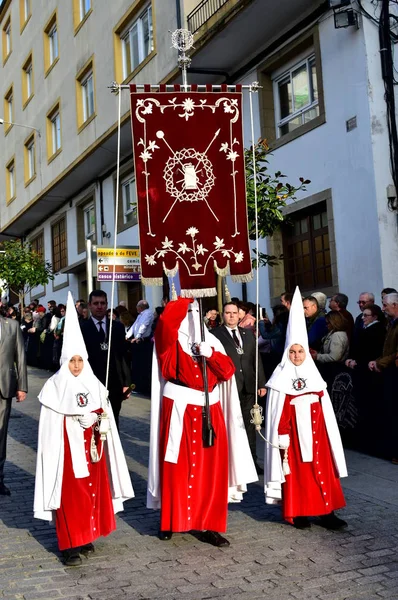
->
[80, 290, 131, 428]
[211, 301, 266, 473]
[0, 315, 28, 495]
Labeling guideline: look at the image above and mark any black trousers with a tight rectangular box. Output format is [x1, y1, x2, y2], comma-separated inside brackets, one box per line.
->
[109, 389, 123, 430]
[0, 397, 12, 483]
[239, 391, 257, 462]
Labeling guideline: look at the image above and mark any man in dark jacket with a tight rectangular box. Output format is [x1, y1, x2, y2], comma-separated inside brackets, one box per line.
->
[81, 290, 131, 428]
[303, 296, 328, 351]
[211, 302, 266, 473]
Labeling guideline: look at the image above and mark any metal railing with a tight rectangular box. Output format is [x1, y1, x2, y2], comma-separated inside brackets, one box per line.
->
[187, 0, 231, 34]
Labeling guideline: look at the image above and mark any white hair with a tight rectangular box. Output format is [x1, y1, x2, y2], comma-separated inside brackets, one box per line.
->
[360, 292, 375, 301]
[384, 293, 398, 305]
[311, 291, 327, 310]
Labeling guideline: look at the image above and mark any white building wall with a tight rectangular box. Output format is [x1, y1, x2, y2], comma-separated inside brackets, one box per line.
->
[235, 14, 390, 313]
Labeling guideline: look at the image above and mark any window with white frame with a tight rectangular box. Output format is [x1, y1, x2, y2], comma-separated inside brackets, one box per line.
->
[5, 22, 11, 55]
[48, 23, 58, 64]
[81, 71, 94, 121]
[121, 4, 153, 79]
[6, 158, 16, 202]
[51, 110, 61, 154]
[122, 177, 137, 225]
[274, 54, 319, 138]
[26, 137, 35, 180]
[80, 0, 91, 20]
[23, 0, 31, 23]
[5, 89, 13, 122]
[83, 203, 95, 238]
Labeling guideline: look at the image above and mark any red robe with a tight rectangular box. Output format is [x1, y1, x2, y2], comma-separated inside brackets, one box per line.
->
[155, 298, 235, 533]
[278, 391, 345, 523]
[55, 415, 116, 550]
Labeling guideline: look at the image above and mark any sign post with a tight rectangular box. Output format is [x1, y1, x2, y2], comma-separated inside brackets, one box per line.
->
[96, 246, 141, 282]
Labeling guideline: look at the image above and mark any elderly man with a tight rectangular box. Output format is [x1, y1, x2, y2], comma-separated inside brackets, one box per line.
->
[303, 296, 328, 351]
[353, 292, 375, 343]
[128, 300, 154, 396]
[369, 293, 398, 372]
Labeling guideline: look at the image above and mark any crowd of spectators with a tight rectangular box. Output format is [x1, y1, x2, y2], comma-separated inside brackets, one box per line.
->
[3, 285, 397, 462]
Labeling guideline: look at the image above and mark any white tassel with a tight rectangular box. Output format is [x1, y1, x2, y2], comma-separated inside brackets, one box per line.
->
[250, 403, 264, 430]
[224, 282, 231, 303]
[171, 281, 177, 301]
[282, 448, 290, 476]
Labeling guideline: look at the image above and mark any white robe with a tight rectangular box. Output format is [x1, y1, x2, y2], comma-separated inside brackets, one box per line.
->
[34, 378, 134, 522]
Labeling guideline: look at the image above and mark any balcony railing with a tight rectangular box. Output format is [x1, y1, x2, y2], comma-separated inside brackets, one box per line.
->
[187, 0, 230, 34]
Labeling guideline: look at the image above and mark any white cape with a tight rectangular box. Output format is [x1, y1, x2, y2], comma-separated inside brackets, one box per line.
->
[147, 337, 258, 510]
[263, 387, 348, 505]
[34, 377, 134, 522]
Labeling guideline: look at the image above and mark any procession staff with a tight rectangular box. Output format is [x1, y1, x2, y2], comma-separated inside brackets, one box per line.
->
[148, 297, 257, 547]
[264, 287, 348, 530]
[34, 292, 134, 566]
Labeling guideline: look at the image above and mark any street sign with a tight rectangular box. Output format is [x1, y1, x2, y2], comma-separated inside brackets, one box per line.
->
[96, 247, 141, 281]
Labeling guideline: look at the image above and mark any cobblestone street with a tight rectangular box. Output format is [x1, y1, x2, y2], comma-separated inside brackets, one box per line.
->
[1, 367, 398, 600]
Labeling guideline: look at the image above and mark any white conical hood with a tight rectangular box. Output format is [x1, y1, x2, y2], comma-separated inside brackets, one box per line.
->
[266, 286, 326, 394]
[61, 291, 88, 365]
[38, 291, 107, 415]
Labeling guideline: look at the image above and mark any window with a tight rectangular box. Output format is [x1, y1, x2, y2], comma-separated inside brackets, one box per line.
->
[84, 203, 96, 238]
[80, 0, 91, 20]
[31, 232, 44, 259]
[122, 177, 137, 225]
[77, 197, 96, 253]
[121, 5, 153, 79]
[274, 55, 319, 138]
[6, 157, 16, 204]
[76, 57, 96, 130]
[3, 86, 13, 134]
[2, 16, 11, 63]
[52, 218, 67, 271]
[73, 0, 92, 32]
[46, 101, 62, 161]
[44, 12, 59, 75]
[283, 204, 331, 292]
[24, 134, 36, 184]
[20, 0, 31, 31]
[22, 53, 34, 107]
[114, 2, 155, 83]
[259, 29, 325, 147]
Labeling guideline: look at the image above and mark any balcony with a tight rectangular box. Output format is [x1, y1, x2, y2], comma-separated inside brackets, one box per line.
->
[180, 0, 326, 85]
[187, 0, 233, 33]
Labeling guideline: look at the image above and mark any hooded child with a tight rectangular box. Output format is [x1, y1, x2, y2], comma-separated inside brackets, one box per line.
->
[263, 287, 348, 530]
[148, 297, 258, 547]
[34, 292, 134, 566]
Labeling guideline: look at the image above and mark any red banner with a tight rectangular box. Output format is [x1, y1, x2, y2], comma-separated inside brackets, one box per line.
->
[129, 86, 252, 297]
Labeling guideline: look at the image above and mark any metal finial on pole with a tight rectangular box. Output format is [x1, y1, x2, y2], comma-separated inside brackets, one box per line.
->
[171, 29, 194, 91]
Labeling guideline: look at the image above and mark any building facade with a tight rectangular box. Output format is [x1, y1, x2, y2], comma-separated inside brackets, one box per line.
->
[0, 0, 397, 314]
[181, 0, 398, 312]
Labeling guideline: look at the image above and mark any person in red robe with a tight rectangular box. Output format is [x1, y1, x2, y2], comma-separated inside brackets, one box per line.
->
[264, 287, 348, 530]
[148, 297, 258, 547]
[34, 292, 134, 566]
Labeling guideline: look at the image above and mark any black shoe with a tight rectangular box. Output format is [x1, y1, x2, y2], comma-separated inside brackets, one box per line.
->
[293, 517, 311, 530]
[62, 548, 82, 567]
[255, 463, 264, 475]
[0, 483, 11, 496]
[158, 530, 172, 541]
[319, 512, 348, 531]
[80, 543, 95, 556]
[199, 530, 230, 547]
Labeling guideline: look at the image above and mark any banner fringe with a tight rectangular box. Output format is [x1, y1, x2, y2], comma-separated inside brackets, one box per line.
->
[141, 276, 163, 286]
[214, 260, 230, 278]
[231, 272, 253, 283]
[163, 261, 179, 278]
[181, 287, 217, 298]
